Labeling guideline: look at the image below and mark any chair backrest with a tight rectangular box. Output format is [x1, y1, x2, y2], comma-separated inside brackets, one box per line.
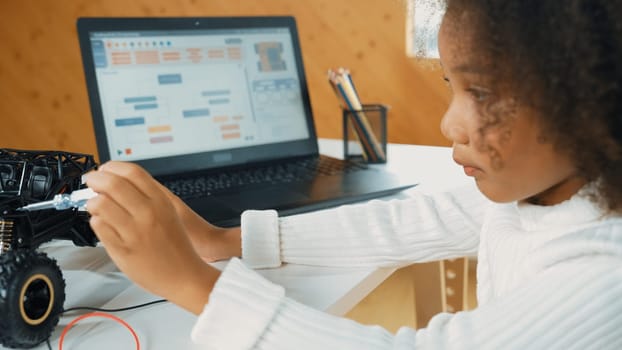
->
[0, 164, 15, 191]
[29, 166, 53, 199]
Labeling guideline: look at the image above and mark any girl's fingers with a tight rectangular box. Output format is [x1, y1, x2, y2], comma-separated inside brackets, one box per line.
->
[86, 193, 136, 242]
[88, 212, 126, 247]
[86, 168, 151, 216]
[97, 161, 166, 202]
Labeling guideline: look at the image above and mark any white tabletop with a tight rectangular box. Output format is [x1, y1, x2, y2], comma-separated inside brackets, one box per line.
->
[7, 139, 467, 350]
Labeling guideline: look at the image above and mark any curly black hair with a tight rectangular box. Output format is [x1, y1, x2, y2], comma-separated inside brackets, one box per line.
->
[442, 0, 622, 213]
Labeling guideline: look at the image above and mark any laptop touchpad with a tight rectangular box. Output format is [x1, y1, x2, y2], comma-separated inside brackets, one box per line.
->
[185, 197, 240, 219]
[223, 187, 309, 211]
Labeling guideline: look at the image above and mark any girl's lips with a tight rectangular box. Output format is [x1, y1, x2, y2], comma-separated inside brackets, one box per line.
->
[453, 156, 481, 176]
[463, 165, 479, 176]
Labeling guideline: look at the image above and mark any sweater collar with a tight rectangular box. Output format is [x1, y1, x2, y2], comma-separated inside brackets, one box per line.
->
[515, 185, 603, 231]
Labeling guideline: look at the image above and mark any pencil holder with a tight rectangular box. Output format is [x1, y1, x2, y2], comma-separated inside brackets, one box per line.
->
[342, 104, 388, 164]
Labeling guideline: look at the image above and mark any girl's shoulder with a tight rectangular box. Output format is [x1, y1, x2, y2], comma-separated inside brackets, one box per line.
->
[526, 218, 622, 273]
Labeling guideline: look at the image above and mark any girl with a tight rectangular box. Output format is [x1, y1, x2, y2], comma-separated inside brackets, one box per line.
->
[85, 0, 622, 348]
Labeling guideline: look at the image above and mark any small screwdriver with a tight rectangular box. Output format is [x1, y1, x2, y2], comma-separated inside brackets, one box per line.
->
[17, 188, 98, 211]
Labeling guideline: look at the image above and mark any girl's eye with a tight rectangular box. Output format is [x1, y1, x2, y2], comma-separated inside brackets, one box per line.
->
[466, 87, 491, 102]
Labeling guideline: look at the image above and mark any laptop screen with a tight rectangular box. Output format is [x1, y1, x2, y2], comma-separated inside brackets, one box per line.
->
[78, 17, 319, 176]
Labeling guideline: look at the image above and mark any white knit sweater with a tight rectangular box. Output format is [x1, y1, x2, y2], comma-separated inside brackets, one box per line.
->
[191, 184, 622, 349]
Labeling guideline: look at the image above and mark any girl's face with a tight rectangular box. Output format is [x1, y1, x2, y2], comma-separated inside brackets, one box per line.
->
[438, 13, 585, 205]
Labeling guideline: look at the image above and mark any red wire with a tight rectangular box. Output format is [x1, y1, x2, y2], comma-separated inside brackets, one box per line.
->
[58, 312, 140, 350]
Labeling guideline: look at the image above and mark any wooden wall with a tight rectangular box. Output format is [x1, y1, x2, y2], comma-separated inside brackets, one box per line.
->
[0, 0, 451, 159]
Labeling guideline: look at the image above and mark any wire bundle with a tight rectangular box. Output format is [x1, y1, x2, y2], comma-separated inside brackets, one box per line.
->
[46, 299, 167, 350]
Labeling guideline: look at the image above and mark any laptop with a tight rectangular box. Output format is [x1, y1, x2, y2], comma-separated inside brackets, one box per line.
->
[76, 16, 416, 227]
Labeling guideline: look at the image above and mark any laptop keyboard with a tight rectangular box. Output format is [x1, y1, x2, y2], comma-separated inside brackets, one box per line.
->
[164, 156, 367, 199]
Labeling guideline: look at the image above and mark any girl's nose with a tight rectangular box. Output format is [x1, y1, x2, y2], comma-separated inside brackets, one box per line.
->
[440, 105, 469, 145]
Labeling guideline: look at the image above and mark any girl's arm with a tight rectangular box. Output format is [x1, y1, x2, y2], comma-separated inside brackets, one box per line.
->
[193, 249, 622, 349]
[241, 183, 490, 269]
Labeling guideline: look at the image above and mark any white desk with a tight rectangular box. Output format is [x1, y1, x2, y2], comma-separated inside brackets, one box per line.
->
[7, 139, 467, 350]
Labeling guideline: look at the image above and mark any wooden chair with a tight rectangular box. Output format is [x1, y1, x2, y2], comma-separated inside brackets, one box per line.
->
[412, 258, 471, 327]
[345, 257, 472, 331]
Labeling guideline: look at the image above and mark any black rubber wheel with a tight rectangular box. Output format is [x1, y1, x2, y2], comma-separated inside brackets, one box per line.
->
[0, 250, 65, 349]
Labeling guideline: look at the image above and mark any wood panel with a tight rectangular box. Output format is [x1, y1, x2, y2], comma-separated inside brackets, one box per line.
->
[345, 265, 418, 333]
[0, 0, 450, 159]
[346, 260, 479, 333]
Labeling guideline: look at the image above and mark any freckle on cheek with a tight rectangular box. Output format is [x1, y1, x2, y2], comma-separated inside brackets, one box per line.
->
[488, 147, 505, 170]
[499, 129, 512, 146]
[475, 128, 508, 171]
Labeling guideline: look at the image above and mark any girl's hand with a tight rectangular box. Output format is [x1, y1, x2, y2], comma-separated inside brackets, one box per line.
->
[154, 181, 242, 262]
[85, 161, 219, 315]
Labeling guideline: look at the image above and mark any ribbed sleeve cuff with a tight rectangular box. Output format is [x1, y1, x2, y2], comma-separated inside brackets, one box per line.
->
[191, 258, 285, 349]
[240, 210, 281, 268]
